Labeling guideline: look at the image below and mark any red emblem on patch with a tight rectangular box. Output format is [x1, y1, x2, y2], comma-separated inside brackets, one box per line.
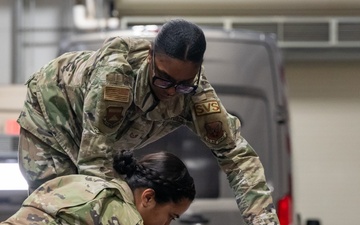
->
[204, 121, 227, 145]
[103, 106, 123, 128]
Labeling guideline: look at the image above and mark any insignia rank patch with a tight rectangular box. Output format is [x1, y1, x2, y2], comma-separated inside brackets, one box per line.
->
[104, 86, 130, 103]
[194, 100, 221, 116]
[103, 106, 123, 128]
[204, 121, 227, 145]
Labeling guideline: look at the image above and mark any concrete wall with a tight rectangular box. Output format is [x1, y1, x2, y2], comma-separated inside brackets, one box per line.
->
[0, 0, 12, 84]
[287, 61, 360, 225]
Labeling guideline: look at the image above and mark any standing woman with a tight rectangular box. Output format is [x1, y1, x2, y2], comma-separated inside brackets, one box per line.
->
[1, 151, 195, 225]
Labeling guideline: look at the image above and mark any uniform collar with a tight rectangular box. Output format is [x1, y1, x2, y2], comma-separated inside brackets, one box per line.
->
[111, 179, 135, 204]
[111, 179, 143, 225]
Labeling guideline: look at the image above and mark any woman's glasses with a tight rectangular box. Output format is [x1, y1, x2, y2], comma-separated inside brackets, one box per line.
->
[152, 50, 201, 94]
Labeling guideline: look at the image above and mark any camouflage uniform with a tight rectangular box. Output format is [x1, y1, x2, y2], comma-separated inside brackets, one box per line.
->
[17, 36, 279, 225]
[1, 175, 142, 225]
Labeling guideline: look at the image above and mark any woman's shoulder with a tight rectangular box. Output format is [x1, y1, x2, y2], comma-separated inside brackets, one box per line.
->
[101, 36, 150, 54]
[22, 175, 112, 210]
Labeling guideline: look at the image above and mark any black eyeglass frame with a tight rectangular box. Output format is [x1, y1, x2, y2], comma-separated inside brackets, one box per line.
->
[151, 49, 202, 94]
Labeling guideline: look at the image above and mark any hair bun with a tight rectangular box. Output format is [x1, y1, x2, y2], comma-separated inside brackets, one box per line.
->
[113, 150, 138, 177]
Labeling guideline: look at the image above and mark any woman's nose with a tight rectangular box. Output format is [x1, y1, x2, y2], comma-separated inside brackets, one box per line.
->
[166, 86, 177, 96]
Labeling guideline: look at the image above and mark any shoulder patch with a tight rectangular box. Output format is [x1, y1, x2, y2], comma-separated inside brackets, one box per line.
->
[104, 86, 130, 103]
[204, 121, 227, 145]
[103, 106, 124, 128]
[194, 100, 221, 116]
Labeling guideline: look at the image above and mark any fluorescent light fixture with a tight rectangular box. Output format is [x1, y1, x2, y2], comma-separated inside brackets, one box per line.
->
[0, 163, 28, 190]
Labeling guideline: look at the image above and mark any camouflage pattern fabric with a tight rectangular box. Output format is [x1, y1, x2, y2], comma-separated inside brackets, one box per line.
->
[17, 36, 279, 224]
[1, 175, 142, 225]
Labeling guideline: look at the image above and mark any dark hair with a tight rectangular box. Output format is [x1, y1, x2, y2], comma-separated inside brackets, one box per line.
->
[154, 19, 206, 64]
[113, 150, 196, 204]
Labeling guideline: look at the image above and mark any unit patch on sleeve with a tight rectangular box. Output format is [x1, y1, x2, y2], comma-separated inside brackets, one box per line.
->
[104, 86, 130, 103]
[194, 100, 221, 116]
[103, 106, 124, 128]
[204, 121, 227, 145]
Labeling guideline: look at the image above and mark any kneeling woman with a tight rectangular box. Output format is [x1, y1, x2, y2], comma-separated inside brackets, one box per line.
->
[1, 151, 195, 225]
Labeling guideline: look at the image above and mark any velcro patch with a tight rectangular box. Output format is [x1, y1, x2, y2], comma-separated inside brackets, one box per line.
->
[104, 86, 130, 103]
[103, 106, 123, 128]
[204, 121, 227, 145]
[194, 100, 221, 116]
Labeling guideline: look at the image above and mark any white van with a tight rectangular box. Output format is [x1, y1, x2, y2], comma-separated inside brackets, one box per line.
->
[0, 26, 293, 225]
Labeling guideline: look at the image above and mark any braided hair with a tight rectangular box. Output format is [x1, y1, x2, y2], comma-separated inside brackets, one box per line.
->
[154, 19, 206, 64]
[113, 150, 196, 204]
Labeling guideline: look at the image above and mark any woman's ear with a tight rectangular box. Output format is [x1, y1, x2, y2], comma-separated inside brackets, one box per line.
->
[141, 188, 156, 208]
